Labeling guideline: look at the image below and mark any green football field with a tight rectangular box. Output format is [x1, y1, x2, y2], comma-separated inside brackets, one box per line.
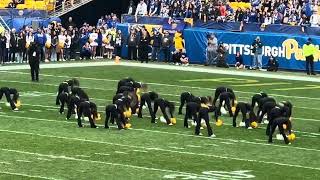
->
[0, 62, 319, 180]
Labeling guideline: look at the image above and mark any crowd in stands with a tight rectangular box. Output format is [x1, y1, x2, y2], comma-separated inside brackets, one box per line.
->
[128, 0, 320, 27]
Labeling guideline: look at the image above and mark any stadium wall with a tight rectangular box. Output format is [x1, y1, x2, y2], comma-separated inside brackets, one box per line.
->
[116, 23, 320, 71]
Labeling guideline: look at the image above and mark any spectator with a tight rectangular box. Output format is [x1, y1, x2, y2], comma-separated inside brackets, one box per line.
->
[251, 36, 263, 70]
[151, 29, 162, 61]
[205, 34, 218, 66]
[235, 8, 244, 22]
[34, 28, 46, 62]
[138, 28, 150, 63]
[51, 31, 58, 62]
[65, 17, 76, 29]
[0, 32, 7, 64]
[235, 52, 245, 69]
[64, 31, 72, 61]
[9, 29, 17, 63]
[89, 28, 98, 59]
[128, 0, 136, 15]
[310, 10, 319, 27]
[172, 49, 189, 66]
[267, 56, 279, 72]
[161, 30, 172, 62]
[57, 31, 66, 61]
[114, 30, 123, 60]
[80, 42, 92, 60]
[173, 31, 184, 52]
[45, 29, 52, 62]
[179, 49, 189, 66]
[135, 0, 148, 21]
[17, 31, 26, 63]
[127, 28, 138, 60]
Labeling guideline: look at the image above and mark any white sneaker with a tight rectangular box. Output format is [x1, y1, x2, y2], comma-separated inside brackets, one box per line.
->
[200, 127, 204, 130]
[168, 123, 173, 126]
[198, 133, 203, 136]
[209, 134, 216, 138]
[13, 108, 19, 111]
[247, 127, 253, 130]
[185, 63, 189, 66]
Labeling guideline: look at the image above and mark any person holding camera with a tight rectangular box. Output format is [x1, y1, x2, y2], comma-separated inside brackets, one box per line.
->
[206, 34, 218, 66]
[251, 36, 263, 70]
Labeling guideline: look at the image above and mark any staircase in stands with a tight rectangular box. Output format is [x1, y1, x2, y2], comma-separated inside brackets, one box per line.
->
[49, 0, 95, 17]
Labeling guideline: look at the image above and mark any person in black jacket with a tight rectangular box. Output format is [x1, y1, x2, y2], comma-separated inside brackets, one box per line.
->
[127, 28, 138, 60]
[77, 101, 98, 128]
[28, 42, 40, 82]
[267, 56, 279, 72]
[9, 29, 18, 63]
[151, 29, 162, 61]
[233, 102, 257, 129]
[0, 33, 6, 64]
[139, 28, 150, 63]
[268, 117, 292, 144]
[17, 32, 26, 63]
[137, 91, 159, 121]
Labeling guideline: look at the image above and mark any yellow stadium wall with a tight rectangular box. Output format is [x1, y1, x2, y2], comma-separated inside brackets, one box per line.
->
[0, 0, 54, 11]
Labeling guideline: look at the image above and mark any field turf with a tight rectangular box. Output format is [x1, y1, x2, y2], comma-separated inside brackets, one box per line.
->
[0, 63, 319, 180]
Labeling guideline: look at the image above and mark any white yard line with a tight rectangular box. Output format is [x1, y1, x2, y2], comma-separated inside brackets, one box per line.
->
[186, 145, 202, 148]
[0, 161, 11, 165]
[74, 155, 91, 158]
[168, 146, 185, 150]
[29, 110, 43, 113]
[219, 142, 234, 145]
[0, 135, 319, 171]
[94, 153, 110, 156]
[0, 171, 62, 180]
[16, 160, 32, 163]
[37, 158, 52, 162]
[0, 148, 207, 178]
[0, 114, 319, 152]
[132, 149, 148, 153]
[114, 151, 128, 155]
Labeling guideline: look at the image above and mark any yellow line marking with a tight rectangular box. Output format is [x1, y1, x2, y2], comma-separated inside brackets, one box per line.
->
[232, 82, 291, 87]
[273, 85, 320, 91]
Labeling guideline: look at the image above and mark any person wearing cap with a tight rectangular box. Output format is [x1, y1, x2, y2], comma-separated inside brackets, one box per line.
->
[303, 38, 317, 75]
[251, 36, 263, 70]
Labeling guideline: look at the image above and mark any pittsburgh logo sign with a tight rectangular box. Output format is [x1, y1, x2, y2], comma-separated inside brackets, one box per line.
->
[224, 39, 320, 61]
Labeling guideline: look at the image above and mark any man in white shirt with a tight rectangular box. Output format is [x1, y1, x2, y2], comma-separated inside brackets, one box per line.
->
[135, 0, 147, 22]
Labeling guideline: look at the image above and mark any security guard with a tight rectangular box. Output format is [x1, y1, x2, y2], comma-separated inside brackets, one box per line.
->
[303, 38, 317, 75]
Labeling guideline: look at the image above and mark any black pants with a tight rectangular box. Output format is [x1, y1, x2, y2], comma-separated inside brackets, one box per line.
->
[0, 47, 5, 63]
[233, 106, 251, 128]
[153, 103, 172, 124]
[40, 46, 45, 62]
[9, 48, 16, 62]
[184, 106, 198, 128]
[58, 92, 68, 114]
[105, 105, 118, 128]
[161, 47, 170, 62]
[195, 109, 213, 136]
[128, 46, 137, 60]
[139, 46, 149, 63]
[258, 101, 276, 123]
[306, 55, 314, 74]
[29, 60, 39, 81]
[77, 102, 96, 128]
[0, 89, 16, 110]
[178, 92, 193, 115]
[217, 98, 233, 121]
[268, 123, 289, 144]
[138, 97, 155, 122]
[115, 46, 122, 57]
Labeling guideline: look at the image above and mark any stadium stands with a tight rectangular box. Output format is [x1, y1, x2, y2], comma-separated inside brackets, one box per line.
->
[0, 0, 54, 11]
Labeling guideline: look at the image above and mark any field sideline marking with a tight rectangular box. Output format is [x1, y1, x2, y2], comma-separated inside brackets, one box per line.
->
[2, 71, 320, 101]
[0, 171, 61, 180]
[0, 148, 213, 178]
[1, 61, 320, 83]
[0, 131, 319, 171]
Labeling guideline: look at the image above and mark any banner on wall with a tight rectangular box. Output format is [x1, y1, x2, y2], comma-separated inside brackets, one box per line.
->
[184, 28, 320, 71]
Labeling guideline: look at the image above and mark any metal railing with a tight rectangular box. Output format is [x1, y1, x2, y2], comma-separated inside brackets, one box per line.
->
[0, 16, 10, 30]
[49, 0, 95, 17]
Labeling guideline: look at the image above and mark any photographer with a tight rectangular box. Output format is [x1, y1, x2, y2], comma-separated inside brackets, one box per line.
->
[205, 34, 218, 66]
[216, 42, 229, 68]
[267, 56, 279, 72]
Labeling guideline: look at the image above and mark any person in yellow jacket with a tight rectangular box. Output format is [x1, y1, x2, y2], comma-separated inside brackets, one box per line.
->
[174, 31, 184, 51]
[303, 38, 317, 75]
